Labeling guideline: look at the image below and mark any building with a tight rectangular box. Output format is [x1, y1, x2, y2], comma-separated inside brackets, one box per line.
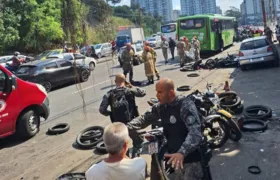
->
[173, 10, 181, 21]
[216, 6, 222, 14]
[181, 0, 216, 16]
[131, 0, 173, 23]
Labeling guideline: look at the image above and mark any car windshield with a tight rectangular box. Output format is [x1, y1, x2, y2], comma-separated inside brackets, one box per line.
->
[148, 38, 156, 41]
[240, 39, 268, 50]
[37, 51, 51, 59]
[161, 24, 176, 33]
[16, 66, 37, 74]
[95, 44, 102, 49]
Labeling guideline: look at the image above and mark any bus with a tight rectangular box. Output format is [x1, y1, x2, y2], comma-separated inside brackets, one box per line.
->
[161, 23, 177, 41]
[177, 14, 236, 51]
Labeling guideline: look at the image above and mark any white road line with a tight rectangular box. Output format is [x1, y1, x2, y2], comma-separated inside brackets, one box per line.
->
[71, 79, 111, 94]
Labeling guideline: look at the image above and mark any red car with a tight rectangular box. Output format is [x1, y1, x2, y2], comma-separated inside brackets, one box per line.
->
[0, 65, 50, 139]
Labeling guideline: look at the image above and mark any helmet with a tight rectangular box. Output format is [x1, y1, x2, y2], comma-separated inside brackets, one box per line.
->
[14, 51, 20, 56]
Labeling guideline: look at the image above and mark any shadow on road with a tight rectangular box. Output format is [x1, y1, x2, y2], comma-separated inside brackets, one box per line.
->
[100, 84, 115, 90]
[0, 135, 30, 149]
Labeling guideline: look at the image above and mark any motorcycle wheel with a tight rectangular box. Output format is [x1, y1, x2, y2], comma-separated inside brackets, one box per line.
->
[205, 117, 230, 149]
[222, 116, 242, 141]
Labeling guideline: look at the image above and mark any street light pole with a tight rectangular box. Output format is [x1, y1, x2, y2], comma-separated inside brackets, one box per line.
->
[261, 0, 267, 28]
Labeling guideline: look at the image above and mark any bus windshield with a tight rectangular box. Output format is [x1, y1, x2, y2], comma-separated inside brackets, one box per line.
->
[161, 24, 176, 33]
[179, 18, 205, 30]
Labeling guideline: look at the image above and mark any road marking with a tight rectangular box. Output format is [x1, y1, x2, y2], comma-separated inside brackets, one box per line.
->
[71, 79, 111, 94]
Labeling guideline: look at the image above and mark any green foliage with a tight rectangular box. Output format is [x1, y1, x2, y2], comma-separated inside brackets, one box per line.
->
[225, 9, 241, 20]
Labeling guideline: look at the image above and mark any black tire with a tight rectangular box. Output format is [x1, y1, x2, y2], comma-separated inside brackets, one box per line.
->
[56, 173, 86, 180]
[17, 110, 40, 138]
[80, 70, 90, 82]
[232, 104, 244, 115]
[47, 123, 70, 135]
[96, 141, 108, 154]
[79, 126, 104, 141]
[243, 105, 272, 120]
[218, 91, 237, 98]
[177, 85, 191, 92]
[89, 62, 95, 71]
[206, 117, 230, 149]
[180, 65, 193, 72]
[220, 96, 241, 109]
[205, 59, 217, 69]
[187, 73, 200, 77]
[42, 81, 52, 92]
[224, 117, 242, 141]
[242, 119, 268, 132]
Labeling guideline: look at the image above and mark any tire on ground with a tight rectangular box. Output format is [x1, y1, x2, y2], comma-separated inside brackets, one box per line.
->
[47, 123, 70, 135]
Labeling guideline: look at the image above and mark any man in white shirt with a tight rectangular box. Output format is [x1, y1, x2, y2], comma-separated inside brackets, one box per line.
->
[86, 122, 147, 180]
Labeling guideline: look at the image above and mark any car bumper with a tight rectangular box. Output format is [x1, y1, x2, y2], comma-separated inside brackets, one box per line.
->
[239, 55, 276, 65]
[41, 97, 50, 120]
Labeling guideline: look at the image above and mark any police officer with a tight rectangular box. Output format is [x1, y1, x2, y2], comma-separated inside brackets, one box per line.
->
[121, 43, 135, 83]
[161, 37, 169, 64]
[127, 78, 203, 180]
[177, 38, 186, 67]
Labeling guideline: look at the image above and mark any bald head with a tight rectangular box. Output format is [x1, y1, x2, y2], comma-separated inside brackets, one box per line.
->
[156, 78, 176, 104]
[115, 74, 126, 86]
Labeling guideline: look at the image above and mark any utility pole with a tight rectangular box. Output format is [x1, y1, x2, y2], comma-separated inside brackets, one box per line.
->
[261, 0, 267, 28]
[138, 7, 142, 28]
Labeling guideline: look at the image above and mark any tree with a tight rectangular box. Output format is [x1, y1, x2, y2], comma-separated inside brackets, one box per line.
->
[225, 9, 241, 20]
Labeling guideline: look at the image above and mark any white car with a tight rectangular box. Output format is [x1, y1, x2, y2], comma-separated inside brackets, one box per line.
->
[238, 36, 278, 71]
[118, 44, 143, 67]
[47, 53, 97, 71]
[0, 55, 32, 66]
[94, 43, 112, 59]
[147, 36, 162, 49]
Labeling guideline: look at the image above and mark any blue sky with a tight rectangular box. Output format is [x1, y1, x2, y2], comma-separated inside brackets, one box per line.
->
[118, 0, 243, 12]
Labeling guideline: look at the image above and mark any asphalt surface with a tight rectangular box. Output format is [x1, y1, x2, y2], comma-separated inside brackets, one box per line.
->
[2, 43, 280, 180]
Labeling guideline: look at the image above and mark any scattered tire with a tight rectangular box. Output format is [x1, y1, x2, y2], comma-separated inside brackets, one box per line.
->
[243, 105, 272, 120]
[56, 172, 86, 180]
[187, 73, 200, 77]
[80, 70, 90, 82]
[47, 123, 70, 135]
[76, 126, 104, 149]
[80, 126, 104, 141]
[217, 91, 237, 98]
[242, 119, 268, 132]
[180, 66, 193, 72]
[232, 104, 244, 115]
[205, 59, 217, 69]
[220, 96, 241, 109]
[177, 85, 191, 92]
[17, 110, 40, 138]
[96, 141, 108, 154]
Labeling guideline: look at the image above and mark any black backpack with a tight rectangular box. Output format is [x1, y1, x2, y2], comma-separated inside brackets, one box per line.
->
[110, 88, 135, 123]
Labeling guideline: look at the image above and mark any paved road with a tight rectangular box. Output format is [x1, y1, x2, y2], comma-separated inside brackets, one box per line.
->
[3, 43, 269, 180]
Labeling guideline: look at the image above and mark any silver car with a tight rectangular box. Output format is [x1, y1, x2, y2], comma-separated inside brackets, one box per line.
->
[239, 36, 278, 71]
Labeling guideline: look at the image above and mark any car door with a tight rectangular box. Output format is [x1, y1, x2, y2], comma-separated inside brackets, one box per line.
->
[0, 69, 19, 135]
[41, 62, 60, 85]
[56, 60, 75, 83]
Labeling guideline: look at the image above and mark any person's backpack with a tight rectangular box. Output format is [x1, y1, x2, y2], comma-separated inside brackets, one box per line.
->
[110, 88, 135, 123]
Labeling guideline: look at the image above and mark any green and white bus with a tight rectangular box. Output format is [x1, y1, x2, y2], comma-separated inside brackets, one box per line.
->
[177, 14, 236, 51]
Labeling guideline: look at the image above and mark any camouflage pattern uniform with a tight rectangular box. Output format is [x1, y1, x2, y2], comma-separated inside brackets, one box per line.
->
[99, 86, 146, 120]
[193, 39, 201, 62]
[161, 40, 169, 63]
[127, 95, 203, 180]
[121, 48, 135, 82]
[177, 41, 186, 66]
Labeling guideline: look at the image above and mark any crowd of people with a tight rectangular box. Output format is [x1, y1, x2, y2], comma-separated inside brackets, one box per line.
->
[85, 73, 204, 180]
[120, 36, 201, 85]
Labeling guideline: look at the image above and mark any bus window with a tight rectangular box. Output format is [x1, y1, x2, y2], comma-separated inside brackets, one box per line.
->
[180, 19, 205, 29]
[161, 24, 176, 33]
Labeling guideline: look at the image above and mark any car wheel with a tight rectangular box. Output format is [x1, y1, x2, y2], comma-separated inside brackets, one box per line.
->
[42, 81, 52, 92]
[80, 70, 90, 82]
[98, 53, 102, 59]
[89, 62, 95, 71]
[17, 110, 40, 138]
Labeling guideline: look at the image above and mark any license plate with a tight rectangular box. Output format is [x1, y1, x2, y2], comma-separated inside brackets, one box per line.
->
[148, 142, 158, 154]
[250, 57, 264, 62]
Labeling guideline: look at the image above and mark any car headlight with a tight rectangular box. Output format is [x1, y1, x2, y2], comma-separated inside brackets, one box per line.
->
[36, 84, 47, 95]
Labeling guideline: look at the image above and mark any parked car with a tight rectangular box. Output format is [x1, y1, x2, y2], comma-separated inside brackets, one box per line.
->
[15, 59, 91, 92]
[147, 36, 161, 49]
[238, 36, 279, 71]
[94, 43, 112, 59]
[118, 44, 143, 67]
[47, 53, 96, 71]
[36, 49, 64, 60]
[0, 65, 49, 139]
[80, 45, 98, 59]
[0, 55, 34, 66]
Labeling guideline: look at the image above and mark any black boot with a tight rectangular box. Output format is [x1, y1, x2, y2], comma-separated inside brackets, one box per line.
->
[157, 75, 160, 80]
[151, 77, 154, 84]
